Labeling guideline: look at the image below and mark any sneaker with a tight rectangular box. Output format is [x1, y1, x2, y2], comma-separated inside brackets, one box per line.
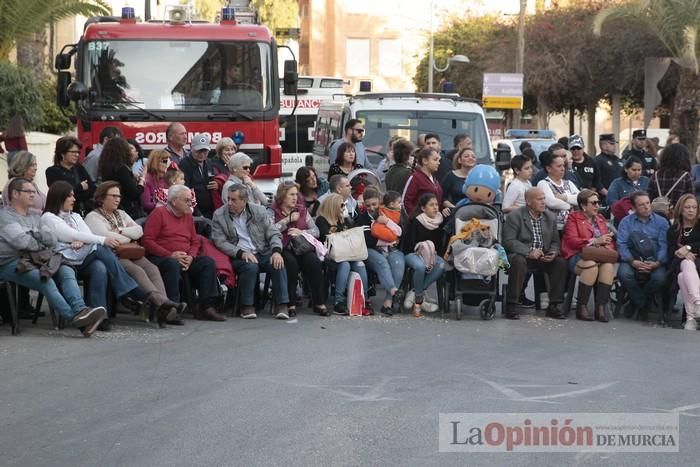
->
[380, 306, 393, 316]
[72, 307, 106, 338]
[404, 290, 416, 309]
[333, 304, 349, 316]
[275, 306, 290, 320]
[240, 307, 257, 319]
[518, 294, 536, 308]
[421, 301, 439, 313]
[685, 318, 697, 331]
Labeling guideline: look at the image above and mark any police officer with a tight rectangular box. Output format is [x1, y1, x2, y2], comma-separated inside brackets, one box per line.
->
[594, 134, 624, 200]
[622, 129, 657, 177]
[569, 134, 601, 192]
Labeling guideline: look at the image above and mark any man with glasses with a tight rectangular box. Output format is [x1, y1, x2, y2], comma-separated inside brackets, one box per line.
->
[212, 183, 291, 320]
[329, 119, 371, 168]
[142, 184, 226, 322]
[0, 178, 107, 336]
[568, 134, 602, 192]
[318, 175, 358, 220]
[179, 133, 217, 218]
[594, 133, 624, 199]
[622, 129, 656, 177]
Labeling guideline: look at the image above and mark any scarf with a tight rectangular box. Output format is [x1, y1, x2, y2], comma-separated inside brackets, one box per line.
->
[97, 208, 126, 231]
[416, 212, 443, 230]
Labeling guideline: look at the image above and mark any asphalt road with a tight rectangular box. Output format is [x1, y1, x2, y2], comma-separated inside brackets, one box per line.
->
[1, 303, 698, 467]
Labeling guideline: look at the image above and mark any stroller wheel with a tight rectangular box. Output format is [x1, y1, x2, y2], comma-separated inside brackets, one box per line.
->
[480, 299, 496, 320]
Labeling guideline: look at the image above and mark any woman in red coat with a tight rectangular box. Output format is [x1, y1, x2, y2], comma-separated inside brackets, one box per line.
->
[562, 189, 616, 322]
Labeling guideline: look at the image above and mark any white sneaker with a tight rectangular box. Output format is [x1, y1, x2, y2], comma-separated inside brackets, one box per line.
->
[685, 318, 697, 331]
[421, 301, 439, 313]
[404, 290, 415, 309]
[539, 292, 549, 309]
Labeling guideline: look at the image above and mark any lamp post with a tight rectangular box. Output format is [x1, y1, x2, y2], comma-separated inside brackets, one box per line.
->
[427, 0, 469, 92]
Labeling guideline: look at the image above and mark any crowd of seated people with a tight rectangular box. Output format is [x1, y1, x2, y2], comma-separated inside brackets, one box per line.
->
[5, 125, 700, 339]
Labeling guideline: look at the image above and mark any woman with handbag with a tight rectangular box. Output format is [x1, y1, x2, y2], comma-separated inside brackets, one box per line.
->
[562, 189, 617, 322]
[401, 193, 447, 318]
[316, 193, 370, 316]
[42, 181, 185, 330]
[271, 182, 328, 317]
[85, 181, 186, 325]
[666, 194, 700, 331]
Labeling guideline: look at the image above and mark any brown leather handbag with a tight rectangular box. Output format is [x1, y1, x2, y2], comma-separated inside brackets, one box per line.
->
[580, 246, 618, 264]
[115, 242, 145, 260]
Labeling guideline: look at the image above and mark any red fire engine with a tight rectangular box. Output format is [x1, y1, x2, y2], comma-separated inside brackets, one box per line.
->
[55, 5, 297, 194]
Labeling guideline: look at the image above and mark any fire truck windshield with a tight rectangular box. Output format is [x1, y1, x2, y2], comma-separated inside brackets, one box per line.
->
[83, 40, 272, 112]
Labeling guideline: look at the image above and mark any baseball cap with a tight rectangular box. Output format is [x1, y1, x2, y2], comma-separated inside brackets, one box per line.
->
[568, 134, 584, 149]
[191, 133, 211, 151]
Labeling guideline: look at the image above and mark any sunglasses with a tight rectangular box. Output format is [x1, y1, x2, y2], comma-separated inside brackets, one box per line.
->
[160, 159, 170, 164]
[241, 166, 251, 171]
[353, 128, 365, 134]
[589, 200, 600, 206]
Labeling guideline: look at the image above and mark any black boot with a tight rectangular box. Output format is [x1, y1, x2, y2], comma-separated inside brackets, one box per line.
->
[575, 283, 594, 321]
[595, 283, 612, 322]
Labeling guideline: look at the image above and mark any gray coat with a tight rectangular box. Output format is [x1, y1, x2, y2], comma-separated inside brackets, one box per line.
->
[0, 207, 57, 266]
[502, 206, 560, 258]
[211, 202, 282, 259]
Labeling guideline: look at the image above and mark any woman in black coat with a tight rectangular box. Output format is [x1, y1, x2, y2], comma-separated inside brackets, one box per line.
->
[45, 136, 95, 215]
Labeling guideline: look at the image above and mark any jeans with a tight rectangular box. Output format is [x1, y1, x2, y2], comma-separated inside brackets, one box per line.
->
[0, 260, 86, 324]
[365, 248, 405, 299]
[330, 260, 368, 305]
[405, 253, 445, 298]
[617, 262, 667, 308]
[232, 254, 289, 307]
[77, 245, 139, 310]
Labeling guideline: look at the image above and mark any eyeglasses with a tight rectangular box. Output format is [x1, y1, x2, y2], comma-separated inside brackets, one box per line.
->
[106, 194, 122, 199]
[17, 189, 36, 194]
[353, 128, 365, 134]
[182, 198, 193, 205]
[241, 166, 251, 171]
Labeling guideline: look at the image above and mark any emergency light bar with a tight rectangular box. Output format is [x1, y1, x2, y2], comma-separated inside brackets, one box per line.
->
[505, 129, 556, 139]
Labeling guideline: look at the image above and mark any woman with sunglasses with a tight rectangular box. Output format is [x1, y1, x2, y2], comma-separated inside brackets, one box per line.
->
[561, 189, 616, 322]
[141, 149, 173, 214]
[222, 152, 268, 205]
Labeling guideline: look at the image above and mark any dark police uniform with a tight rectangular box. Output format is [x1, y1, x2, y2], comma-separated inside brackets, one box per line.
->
[571, 153, 600, 191]
[622, 129, 656, 177]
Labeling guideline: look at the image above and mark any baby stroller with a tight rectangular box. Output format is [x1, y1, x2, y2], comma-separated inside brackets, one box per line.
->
[347, 167, 382, 200]
[444, 203, 506, 320]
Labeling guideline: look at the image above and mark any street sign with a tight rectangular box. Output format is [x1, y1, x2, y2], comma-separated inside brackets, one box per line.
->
[483, 73, 523, 109]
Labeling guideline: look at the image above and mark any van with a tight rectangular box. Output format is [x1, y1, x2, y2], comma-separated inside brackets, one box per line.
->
[312, 92, 498, 176]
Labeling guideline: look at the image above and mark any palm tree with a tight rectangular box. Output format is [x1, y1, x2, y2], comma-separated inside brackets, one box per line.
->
[1, 0, 110, 78]
[594, 0, 700, 154]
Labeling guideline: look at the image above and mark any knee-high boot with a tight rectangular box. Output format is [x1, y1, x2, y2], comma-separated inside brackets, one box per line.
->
[576, 283, 594, 321]
[595, 283, 611, 322]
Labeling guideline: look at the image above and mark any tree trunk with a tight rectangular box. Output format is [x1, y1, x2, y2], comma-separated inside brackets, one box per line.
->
[587, 100, 596, 152]
[536, 95, 549, 128]
[16, 28, 47, 82]
[569, 105, 575, 136]
[670, 67, 700, 159]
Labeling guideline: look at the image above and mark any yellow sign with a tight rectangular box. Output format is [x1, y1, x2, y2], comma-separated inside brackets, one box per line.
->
[483, 96, 523, 109]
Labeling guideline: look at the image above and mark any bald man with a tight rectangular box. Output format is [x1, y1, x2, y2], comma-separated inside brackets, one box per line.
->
[502, 188, 568, 320]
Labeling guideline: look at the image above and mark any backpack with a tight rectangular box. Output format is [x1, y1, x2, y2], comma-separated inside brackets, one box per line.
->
[651, 172, 687, 216]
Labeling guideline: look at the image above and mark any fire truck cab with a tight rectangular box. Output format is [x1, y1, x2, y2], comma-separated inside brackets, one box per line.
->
[55, 5, 298, 197]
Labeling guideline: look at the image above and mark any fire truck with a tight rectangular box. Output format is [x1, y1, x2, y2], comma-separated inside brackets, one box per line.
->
[55, 5, 298, 195]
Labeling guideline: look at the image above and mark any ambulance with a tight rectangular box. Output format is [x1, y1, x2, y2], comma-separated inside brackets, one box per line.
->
[279, 76, 346, 178]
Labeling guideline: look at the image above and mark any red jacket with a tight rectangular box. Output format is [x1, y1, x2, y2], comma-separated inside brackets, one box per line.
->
[561, 210, 616, 259]
[403, 169, 444, 216]
[142, 205, 201, 258]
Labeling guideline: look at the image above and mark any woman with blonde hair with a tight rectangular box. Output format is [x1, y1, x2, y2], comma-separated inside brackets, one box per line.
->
[210, 137, 237, 175]
[141, 149, 173, 213]
[316, 193, 369, 315]
[667, 193, 700, 330]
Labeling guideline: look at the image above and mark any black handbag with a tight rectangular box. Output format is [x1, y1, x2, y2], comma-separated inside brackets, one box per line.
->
[286, 234, 314, 256]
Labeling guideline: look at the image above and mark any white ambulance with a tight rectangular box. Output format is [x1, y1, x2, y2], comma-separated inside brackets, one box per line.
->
[279, 76, 346, 178]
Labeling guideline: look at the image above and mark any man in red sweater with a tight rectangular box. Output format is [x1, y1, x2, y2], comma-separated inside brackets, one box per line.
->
[143, 185, 226, 321]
